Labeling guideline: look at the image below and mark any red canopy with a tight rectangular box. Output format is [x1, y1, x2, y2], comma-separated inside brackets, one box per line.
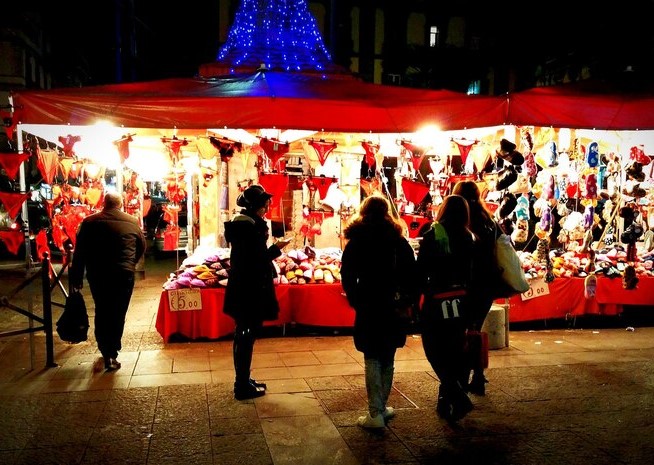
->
[506, 82, 654, 130]
[12, 73, 654, 132]
[12, 71, 506, 133]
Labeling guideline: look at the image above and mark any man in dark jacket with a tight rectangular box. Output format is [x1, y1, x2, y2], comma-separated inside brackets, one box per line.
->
[69, 191, 146, 371]
[223, 184, 290, 400]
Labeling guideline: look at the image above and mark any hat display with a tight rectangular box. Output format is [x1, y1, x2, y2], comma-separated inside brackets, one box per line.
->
[496, 138, 524, 165]
[236, 184, 273, 209]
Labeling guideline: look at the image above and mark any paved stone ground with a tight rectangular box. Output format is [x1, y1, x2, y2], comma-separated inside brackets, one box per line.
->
[0, 255, 653, 464]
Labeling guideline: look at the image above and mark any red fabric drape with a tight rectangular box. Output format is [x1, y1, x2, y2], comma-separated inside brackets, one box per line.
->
[401, 178, 429, 205]
[0, 230, 24, 255]
[0, 152, 30, 180]
[36, 147, 59, 184]
[0, 192, 30, 219]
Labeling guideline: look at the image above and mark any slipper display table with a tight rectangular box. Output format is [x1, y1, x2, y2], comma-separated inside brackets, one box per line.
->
[156, 284, 353, 342]
[156, 277, 654, 342]
[506, 276, 654, 322]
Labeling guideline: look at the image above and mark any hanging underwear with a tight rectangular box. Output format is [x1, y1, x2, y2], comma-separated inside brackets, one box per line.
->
[0, 191, 30, 219]
[400, 214, 431, 239]
[0, 230, 24, 255]
[35, 229, 49, 261]
[58, 158, 75, 180]
[1, 110, 17, 139]
[68, 161, 84, 180]
[308, 139, 338, 166]
[36, 146, 59, 185]
[162, 136, 188, 165]
[360, 177, 382, 197]
[83, 162, 104, 181]
[311, 176, 337, 200]
[361, 141, 379, 167]
[114, 134, 133, 164]
[259, 137, 290, 166]
[0, 152, 30, 180]
[196, 137, 219, 160]
[401, 178, 429, 205]
[451, 138, 478, 165]
[58, 135, 81, 158]
[210, 136, 242, 163]
[61, 205, 91, 245]
[258, 173, 289, 211]
[51, 219, 66, 252]
[630, 145, 651, 165]
[400, 141, 427, 171]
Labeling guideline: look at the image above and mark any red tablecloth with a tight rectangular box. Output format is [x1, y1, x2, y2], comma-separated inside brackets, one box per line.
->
[504, 276, 654, 322]
[156, 284, 353, 342]
[156, 277, 654, 341]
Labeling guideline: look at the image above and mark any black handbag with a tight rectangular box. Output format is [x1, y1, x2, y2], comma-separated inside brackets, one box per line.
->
[56, 291, 90, 343]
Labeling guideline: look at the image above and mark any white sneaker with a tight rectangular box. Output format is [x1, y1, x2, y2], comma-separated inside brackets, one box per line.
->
[357, 413, 385, 429]
[382, 407, 395, 420]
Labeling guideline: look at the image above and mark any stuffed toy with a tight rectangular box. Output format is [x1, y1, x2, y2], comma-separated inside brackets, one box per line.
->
[623, 265, 639, 290]
[496, 138, 525, 166]
[496, 165, 518, 191]
[625, 161, 645, 182]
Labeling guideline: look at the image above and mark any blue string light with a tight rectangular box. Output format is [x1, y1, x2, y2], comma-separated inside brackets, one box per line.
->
[216, 0, 334, 74]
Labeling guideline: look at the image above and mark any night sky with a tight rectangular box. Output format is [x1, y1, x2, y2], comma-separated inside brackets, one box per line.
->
[8, 1, 654, 90]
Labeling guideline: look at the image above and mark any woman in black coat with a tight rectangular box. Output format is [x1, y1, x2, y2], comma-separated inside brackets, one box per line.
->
[341, 195, 418, 429]
[223, 185, 290, 400]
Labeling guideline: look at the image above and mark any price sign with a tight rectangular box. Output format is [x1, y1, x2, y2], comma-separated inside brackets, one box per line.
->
[168, 288, 202, 311]
[520, 278, 550, 301]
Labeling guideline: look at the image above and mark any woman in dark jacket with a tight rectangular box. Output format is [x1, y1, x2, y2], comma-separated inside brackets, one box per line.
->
[341, 195, 418, 429]
[417, 194, 475, 422]
[451, 180, 498, 395]
[223, 185, 290, 400]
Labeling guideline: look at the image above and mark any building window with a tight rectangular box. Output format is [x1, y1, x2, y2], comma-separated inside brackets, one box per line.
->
[467, 80, 481, 95]
[429, 26, 439, 47]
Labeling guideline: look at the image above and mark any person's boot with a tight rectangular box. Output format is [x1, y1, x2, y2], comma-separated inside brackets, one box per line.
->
[468, 372, 488, 396]
[250, 378, 267, 389]
[233, 331, 264, 400]
[234, 380, 265, 400]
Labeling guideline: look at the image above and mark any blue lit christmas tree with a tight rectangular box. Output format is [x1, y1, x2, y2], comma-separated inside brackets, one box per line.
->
[204, 0, 344, 76]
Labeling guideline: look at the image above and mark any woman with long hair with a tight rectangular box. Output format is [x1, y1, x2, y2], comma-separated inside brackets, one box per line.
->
[341, 195, 418, 429]
[451, 180, 498, 395]
[417, 194, 475, 421]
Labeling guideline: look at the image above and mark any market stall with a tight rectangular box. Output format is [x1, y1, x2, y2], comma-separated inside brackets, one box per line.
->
[4, 0, 654, 335]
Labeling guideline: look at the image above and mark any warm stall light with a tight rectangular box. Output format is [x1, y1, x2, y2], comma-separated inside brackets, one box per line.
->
[75, 121, 123, 169]
[124, 147, 172, 181]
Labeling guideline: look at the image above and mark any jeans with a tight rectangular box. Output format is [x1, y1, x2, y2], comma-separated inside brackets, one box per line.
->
[364, 349, 396, 417]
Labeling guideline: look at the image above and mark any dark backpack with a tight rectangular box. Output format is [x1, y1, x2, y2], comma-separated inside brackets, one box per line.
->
[56, 291, 90, 343]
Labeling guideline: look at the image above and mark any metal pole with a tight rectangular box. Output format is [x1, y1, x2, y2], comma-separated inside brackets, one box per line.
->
[41, 252, 56, 367]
